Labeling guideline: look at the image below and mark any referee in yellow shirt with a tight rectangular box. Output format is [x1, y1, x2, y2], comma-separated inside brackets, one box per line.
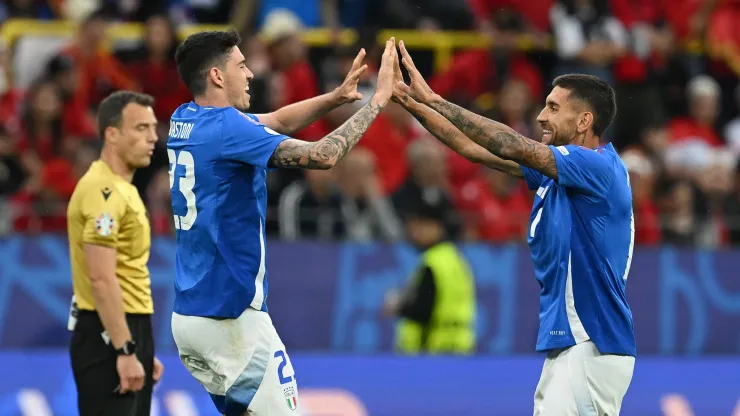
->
[67, 91, 164, 416]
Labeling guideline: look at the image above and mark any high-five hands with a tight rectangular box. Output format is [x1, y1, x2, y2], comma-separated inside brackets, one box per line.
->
[333, 48, 369, 104]
[371, 37, 399, 107]
[394, 41, 437, 105]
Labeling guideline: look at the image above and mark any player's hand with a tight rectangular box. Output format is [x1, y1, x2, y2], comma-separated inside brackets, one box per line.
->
[332, 48, 368, 105]
[117, 354, 145, 394]
[398, 40, 437, 104]
[391, 44, 411, 106]
[372, 37, 398, 107]
[153, 356, 164, 385]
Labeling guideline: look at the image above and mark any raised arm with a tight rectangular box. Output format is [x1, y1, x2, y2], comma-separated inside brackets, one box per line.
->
[390, 54, 522, 177]
[267, 99, 382, 169]
[267, 38, 397, 170]
[397, 41, 558, 180]
[256, 49, 368, 135]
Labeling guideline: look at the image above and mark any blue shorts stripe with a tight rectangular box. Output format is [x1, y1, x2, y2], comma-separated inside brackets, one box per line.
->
[223, 344, 271, 415]
[209, 394, 226, 414]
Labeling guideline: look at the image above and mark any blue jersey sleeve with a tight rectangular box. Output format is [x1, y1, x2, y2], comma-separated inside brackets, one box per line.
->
[550, 145, 613, 196]
[220, 109, 289, 168]
[520, 166, 546, 190]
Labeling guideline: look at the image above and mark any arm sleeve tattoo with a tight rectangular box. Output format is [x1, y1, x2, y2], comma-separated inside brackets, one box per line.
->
[429, 99, 558, 179]
[403, 99, 522, 177]
[267, 100, 383, 169]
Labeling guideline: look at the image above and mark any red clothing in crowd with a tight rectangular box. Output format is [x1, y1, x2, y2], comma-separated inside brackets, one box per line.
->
[467, 0, 553, 32]
[280, 60, 330, 141]
[0, 89, 22, 133]
[59, 45, 138, 109]
[634, 199, 662, 245]
[430, 50, 544, 105]
[126, 59, 192, 122]
[455, 177, 532, 242]
[667, 117, 724, 147]
[357, 114, 410, 195]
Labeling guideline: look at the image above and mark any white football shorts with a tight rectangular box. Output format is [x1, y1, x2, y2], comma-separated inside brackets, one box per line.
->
[172, 308, 300, 415]
[534, 340, 635, 416]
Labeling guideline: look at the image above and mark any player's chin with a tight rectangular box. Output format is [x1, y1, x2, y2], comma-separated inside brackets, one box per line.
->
[135, 156, 153, 168]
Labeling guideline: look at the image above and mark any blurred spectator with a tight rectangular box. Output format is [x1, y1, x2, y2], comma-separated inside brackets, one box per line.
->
[610, 0, 676, 148]
[147, 168, 175, 236]
[44, 55, 97, 141]
[1, 0, 56, 21]
[664, 75, 725, 177]
[278, 169, 344, 240]
[355, 102, 414, 195]
[11, 140, 99, 233]
[261, 9, 330, 140]
[57, 8, 138, 110]
[657, 179, 699, 245]
[428, 7, 544, 110]
[334, 149, 402, 241]
[456, 167, 531, 243]
[381, 0, 475, 31]
[235, 0, 346, 33]
[18, 80, 67, 167]
[485, 78, 535, 137]
[119, 14, 190, 125]
[693, 149, 734, 247]
[392, 139, 459, 238]
[622, 148, 661, 245]
[384, 188, 476, 355]
[724, 163, 740, 244]
[550, 0, 629, 85]
[468, 0, 553, 42]
[724, 86, 740, 156]
[0, 125, 26, 197]
[0, 41, 22, 135]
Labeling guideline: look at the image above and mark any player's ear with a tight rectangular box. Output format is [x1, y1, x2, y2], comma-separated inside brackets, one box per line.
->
[104, 125, 119, 144]
[578, 111, 593, 135]
[209, 67, 225, 89]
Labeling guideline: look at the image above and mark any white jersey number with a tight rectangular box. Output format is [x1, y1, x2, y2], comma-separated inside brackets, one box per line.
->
[168, 149, 198, 231]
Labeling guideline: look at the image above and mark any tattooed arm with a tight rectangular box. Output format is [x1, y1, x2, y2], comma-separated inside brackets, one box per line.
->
[257, 48, 369, 135]
[267, 99, 383, 169]
[428, 97, 557, 179]
[399, 96, 522, 177]
[396, 40, 557, 179]
[268, 37, 398, 169]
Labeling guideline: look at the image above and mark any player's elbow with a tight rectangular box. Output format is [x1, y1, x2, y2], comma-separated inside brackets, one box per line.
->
[314, 160, 336, 170]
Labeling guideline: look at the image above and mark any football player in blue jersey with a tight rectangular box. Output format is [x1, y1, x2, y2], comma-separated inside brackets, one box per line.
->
[393, 43, 636, 415]
[167, 29, 398, 415]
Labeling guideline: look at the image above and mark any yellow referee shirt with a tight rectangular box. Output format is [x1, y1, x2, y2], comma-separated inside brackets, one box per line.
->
[67, 160, 153, 314]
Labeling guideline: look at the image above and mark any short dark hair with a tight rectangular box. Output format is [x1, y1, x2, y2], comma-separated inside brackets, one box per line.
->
[175, 29, 242, 96]
[97, 91, 155, 139]
[552, 74, 617, 138]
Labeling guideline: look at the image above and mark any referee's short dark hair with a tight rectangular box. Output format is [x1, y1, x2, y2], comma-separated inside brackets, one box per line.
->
[552, 74, 617, 138]
[97, 91, 155, 140]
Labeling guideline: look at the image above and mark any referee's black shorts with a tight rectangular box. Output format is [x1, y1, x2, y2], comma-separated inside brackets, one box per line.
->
[70, 311, 155, 416]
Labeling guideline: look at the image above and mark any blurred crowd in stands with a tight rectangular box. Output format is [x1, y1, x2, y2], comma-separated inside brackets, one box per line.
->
[0, 0, 739, 247]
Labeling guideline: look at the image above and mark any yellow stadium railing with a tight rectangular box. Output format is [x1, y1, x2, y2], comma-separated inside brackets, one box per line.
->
[0, 18, 544, 72]
[0, 18, 703, 73]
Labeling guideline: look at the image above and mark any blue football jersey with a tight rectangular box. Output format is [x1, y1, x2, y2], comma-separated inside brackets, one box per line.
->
[167, 102, 288, 318]
[521, 143, 636, 356]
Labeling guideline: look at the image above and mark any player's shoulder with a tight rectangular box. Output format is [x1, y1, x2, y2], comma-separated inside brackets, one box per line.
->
[72, 163, 128, 204]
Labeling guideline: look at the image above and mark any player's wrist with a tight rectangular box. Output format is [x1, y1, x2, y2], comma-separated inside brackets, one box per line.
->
[370, 93, 389, 108]
[426, 93, 443, 106]
[329, 88, 345, 105]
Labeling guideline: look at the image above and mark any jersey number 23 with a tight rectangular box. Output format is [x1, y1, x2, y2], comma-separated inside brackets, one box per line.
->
[168, 149, 197, 231]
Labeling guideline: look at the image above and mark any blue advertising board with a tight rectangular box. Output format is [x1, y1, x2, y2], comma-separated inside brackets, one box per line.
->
[0, 352, 738, 416]
[0, 236, 739, 354]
